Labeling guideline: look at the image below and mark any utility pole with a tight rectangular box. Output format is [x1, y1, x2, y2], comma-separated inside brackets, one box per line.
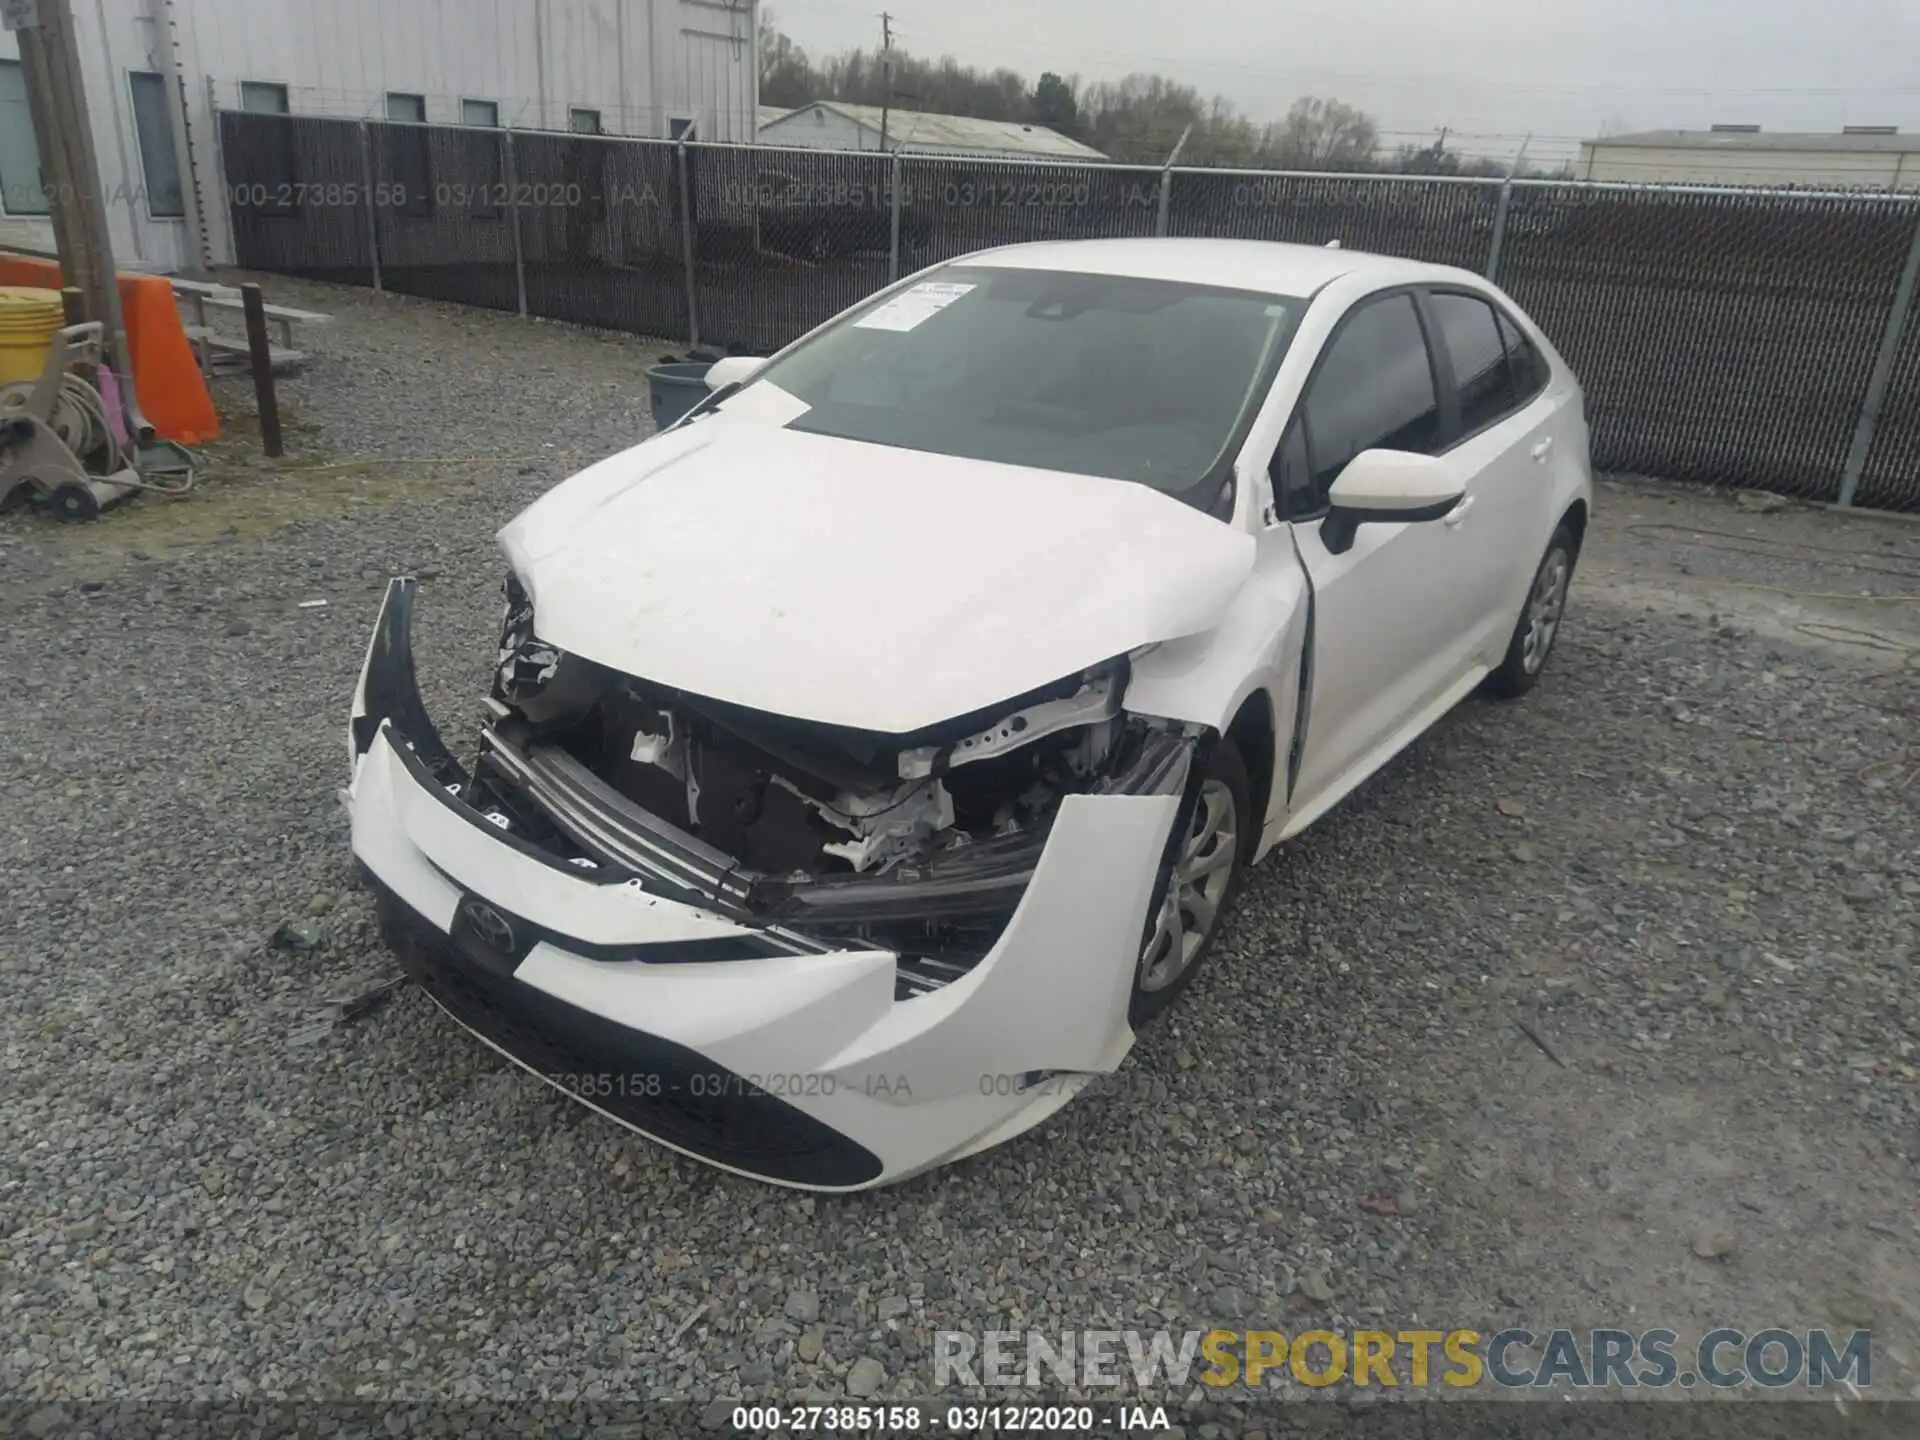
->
[8, 0, 136, 390]
[877, 12, 893, 154]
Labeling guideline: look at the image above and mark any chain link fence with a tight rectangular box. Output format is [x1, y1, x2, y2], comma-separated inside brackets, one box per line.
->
[216, 112, 1920, 512]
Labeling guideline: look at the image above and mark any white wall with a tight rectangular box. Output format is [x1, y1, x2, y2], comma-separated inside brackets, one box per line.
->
[1579, 142, 1918, 191]
[178, 0, 754, 137]
[759, 106, 873, 153]
[0, 0, 757, 271]
[0, 0, 185, 271]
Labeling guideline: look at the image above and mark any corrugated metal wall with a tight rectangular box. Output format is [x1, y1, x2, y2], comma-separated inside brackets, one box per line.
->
[0, 0, 756, 269]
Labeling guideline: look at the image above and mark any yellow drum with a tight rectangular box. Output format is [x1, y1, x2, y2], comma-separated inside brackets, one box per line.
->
[0, 286, 66, 385]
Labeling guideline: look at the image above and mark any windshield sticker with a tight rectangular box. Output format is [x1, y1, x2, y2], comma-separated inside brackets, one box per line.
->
[718, 380, 812, 427]
[853, 281, 976, 333]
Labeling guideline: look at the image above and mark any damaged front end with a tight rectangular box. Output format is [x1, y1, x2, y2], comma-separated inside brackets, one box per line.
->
[472, 573, 1192, 996]
[347, 575, 1197, 1189]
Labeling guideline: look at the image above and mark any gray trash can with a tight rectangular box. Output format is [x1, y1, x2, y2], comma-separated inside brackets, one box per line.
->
[647, 361, 714, 431]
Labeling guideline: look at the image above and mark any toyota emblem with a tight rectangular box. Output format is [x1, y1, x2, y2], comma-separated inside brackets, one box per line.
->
[461, 897, 516, 954]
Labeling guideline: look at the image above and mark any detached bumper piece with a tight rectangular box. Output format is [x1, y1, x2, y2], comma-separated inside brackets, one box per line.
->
[366, 871, 882, 1188]
[347, 577, 1193, 1189]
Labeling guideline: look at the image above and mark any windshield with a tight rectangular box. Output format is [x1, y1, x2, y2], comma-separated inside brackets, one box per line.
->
[741, 265, 1303, 505]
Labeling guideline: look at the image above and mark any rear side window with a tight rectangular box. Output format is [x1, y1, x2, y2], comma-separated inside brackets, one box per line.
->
[1293, 293, 1441, 510]
[1496, 309, 1551, 405]
[1428, 292, 1516, 435]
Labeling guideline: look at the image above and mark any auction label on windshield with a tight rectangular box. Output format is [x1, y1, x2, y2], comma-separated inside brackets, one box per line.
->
[854, 281, 975, 332]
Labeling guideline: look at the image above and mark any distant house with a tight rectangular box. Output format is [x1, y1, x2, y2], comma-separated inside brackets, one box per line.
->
[1577, 127, 1920, 190]
[758, 101, 1105, 160]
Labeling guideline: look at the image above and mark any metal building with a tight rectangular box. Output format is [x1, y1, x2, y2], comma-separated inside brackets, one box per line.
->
[1577, 127, 1920, 190]
[0, 0, 757, 271]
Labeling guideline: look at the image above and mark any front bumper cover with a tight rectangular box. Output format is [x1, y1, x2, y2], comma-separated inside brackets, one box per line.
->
[346, 578, 1191, 1190]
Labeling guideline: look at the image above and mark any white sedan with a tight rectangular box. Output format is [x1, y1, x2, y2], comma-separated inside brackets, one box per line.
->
[346, 238, 1592, 1190]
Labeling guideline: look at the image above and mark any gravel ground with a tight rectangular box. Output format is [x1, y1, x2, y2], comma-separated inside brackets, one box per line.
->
[1, 278, 1916, 1426]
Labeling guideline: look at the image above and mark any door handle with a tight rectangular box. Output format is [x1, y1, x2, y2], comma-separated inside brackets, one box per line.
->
[1444, 495, 1476, 527]
[1531, 436, 1555, 462]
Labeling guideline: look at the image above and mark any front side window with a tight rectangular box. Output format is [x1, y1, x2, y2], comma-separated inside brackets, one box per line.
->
[743, 265, 1303, 506]
[1428, 291, 1516, 436]
[1295, 292, 1441, 508]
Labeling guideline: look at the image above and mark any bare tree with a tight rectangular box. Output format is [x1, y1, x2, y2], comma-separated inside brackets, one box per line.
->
[757, 19, 1387, 171]
[1267, 96, 1380, 169]
[759, 8, 814, 109]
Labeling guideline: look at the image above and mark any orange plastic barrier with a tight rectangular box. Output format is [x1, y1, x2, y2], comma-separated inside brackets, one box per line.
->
[0, 256, 218, 445]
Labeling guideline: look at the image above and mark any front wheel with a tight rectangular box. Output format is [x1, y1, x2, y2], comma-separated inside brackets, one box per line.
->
[1485, 524, 1575, 699]
[1130, 737, 1251, 1027]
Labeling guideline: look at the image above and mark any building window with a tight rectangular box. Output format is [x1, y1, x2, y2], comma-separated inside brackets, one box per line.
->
[670, 116, 694, 140]
[128, 71, 186, 219]
[382, 93, 432, 217]
[228, 80, 298, 216]
[0, 59, 49, 216]
[457, 100, 503, 217]
[570, 108, 602, 135]
[239, 81, 289, 115]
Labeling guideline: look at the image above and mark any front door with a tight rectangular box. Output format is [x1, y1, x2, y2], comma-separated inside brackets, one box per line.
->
[1272, 291, 1485, 820]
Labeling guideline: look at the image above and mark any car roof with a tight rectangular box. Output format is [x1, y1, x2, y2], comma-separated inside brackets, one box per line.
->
[960, 237, 1465, 299]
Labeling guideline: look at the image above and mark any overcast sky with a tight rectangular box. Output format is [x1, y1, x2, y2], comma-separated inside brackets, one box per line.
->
[768, 0, 1920, 165]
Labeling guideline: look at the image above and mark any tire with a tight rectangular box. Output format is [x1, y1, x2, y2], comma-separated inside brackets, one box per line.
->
[1129, 735, 1252, 1028]
[1484, 523, 1576, 699]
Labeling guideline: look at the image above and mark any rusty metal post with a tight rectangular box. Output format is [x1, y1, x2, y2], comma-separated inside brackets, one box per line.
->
[241, 283, 284, 457]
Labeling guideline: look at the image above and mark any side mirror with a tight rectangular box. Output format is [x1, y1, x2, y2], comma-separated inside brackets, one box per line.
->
[1321, 449, 1464, 553]
[705, 354, 765, 391]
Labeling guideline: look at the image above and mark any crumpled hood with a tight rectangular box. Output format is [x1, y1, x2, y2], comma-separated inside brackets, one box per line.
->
[498, 416, 1255, 734]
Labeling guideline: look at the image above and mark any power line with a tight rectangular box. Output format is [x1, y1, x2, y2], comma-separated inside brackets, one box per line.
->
[779, 0, 1920, 101]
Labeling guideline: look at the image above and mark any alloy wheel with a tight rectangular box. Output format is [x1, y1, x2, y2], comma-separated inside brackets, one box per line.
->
[1521, 548, 1570, 675]
[1138, 778, 1239, 993]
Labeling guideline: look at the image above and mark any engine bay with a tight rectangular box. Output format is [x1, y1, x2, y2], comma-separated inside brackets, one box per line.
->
[455, 573, 1186, 988]
[488, 620, 1127, 882]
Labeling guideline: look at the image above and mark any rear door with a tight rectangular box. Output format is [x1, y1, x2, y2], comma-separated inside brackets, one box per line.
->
[1419, 288, 1559, 661]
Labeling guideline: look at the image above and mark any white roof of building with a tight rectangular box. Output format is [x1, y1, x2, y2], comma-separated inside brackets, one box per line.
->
[762, 101, 1106, 159]
[757, 105, 793, 129]
[962, 237, 1459, 297]
[1587, 128, 1920, 154]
